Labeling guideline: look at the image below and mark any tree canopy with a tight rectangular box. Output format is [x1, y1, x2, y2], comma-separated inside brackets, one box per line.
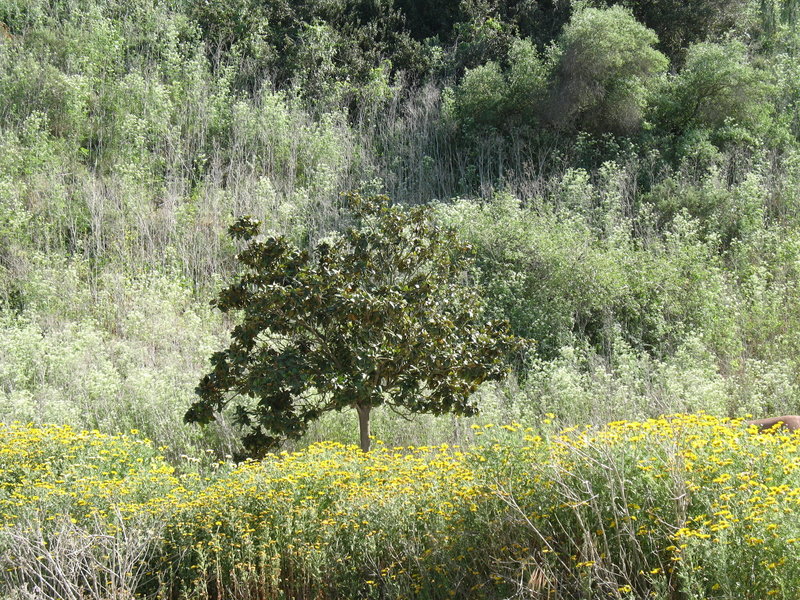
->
[185, 194, 523, 455]
[548, 6, 669, 135]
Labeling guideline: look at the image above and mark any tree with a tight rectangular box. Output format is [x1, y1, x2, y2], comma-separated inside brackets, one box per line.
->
[547, 6, 668, 136]
[185, 194, 523, 455]
[651, 41, 772, 143]
[453, 38, 552, 135]
[618, 0, 751, 63]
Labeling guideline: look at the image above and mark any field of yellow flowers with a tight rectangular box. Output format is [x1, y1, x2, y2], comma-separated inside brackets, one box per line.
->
[2, 414, 800, 599]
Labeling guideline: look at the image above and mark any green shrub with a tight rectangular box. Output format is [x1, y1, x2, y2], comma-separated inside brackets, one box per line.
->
[548, 6, 668, 135]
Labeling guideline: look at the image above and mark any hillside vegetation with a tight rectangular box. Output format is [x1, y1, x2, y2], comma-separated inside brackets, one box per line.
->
[3, 0, 800, 596]
[2, 0, 800, 454]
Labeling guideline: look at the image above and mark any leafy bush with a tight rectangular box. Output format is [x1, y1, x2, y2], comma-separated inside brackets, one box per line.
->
[437, 192, 734, 362]
[651, 40, 773, 154]
[547, 6, 668, 135]
[453, 38, 553, 136]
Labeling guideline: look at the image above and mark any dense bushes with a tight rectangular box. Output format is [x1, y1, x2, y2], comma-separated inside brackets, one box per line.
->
[0, 0, 800, 442]
[0, 0, 799, 565]
[5, 0, 800, 596]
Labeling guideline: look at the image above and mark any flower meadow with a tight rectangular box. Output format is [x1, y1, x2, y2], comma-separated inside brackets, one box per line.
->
[3, 415, 800, 599]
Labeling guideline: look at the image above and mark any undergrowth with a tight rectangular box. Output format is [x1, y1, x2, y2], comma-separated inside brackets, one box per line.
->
[2, 414, 800, 599]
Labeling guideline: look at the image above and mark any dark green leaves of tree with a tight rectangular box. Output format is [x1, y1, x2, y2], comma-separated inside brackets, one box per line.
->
[186, 194, 524, 456]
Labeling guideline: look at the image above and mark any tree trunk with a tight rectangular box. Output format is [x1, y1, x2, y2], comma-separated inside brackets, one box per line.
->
[356, 404, 371, 452]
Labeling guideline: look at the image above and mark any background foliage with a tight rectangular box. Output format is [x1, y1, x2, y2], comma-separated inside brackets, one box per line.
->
[1, 0, 800, 455]
[4, 0, 800, 596]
